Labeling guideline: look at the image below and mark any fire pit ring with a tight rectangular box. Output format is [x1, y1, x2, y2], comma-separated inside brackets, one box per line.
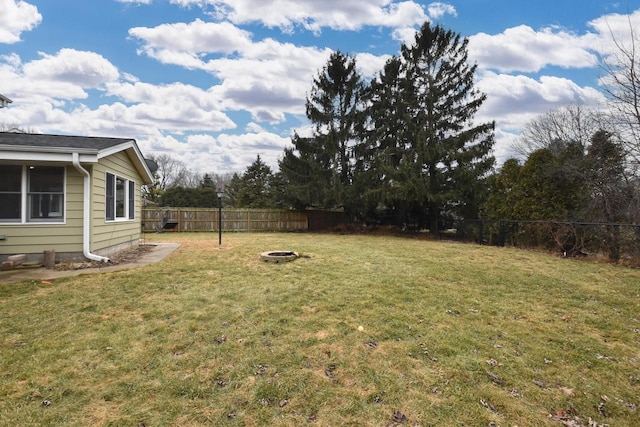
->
[260, 251, 299, 263]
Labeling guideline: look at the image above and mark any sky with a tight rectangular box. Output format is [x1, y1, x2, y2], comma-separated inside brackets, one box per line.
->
[1, 0, 640, 176]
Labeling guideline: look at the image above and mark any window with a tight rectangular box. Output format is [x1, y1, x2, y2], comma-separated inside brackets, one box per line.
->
[105, 172, 136, 221]
[105, 173, 114, 221]
[28, 167, 64, 221]
[0, 165, 65, 223]
[0, 165, 22, 221]
[116, 176, 126, 218]
[128, 180, 135, 220]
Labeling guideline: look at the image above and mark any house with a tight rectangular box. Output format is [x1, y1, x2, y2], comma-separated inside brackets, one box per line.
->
[0, 93, 12, 108]
[0, 132, 155, 263]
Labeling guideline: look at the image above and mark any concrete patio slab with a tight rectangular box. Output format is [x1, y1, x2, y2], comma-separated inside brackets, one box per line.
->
[0, 242, 181, 283]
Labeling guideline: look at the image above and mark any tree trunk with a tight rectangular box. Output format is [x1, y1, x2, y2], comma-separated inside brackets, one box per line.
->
[607, 224, 621, 262]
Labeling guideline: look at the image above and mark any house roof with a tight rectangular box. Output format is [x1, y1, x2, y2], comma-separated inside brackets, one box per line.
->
[0, 132, 154, 184]
[0, 132, 133, 151]
[0, 93, 12, 108]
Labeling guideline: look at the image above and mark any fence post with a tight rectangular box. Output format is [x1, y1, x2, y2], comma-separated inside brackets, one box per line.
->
[499, 220, 506, 247]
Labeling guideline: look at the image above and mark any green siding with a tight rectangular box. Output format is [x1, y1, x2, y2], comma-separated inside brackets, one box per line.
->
[91, 151, 144, 254]
[0, 151, 145, 258]
[0, 166, 84, 255]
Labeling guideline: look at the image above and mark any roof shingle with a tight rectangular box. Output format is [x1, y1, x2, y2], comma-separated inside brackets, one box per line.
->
[0, 132, 134, 151]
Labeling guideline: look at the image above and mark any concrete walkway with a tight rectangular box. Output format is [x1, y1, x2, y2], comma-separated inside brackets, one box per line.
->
[0, 242, 181, 283]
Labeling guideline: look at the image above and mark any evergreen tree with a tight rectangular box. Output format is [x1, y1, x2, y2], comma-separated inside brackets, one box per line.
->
[481, 158, 522, 220]
[236, 155, 274, 208]
[225, 173, 243, 208]
[199, 173, 216, 188]
[278, 133, 333, 209]
[280, 24, 493, 227]
[390, 22, 495, 231]
[362, 57, 412, 223]
[512, 141, 587, 221]
[280, 51, 365, 214]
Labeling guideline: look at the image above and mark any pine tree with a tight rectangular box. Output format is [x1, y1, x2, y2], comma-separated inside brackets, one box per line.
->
[280, 51, 365, 214]
[237, 155, 274, 208]
[362, 57, 412, 222]
[393, 22, 495, 231]
[278, 133, 333, 209]
[225, 173, 243, 208]
[481, 158, 522, 220]
[199, 173, 215, 188]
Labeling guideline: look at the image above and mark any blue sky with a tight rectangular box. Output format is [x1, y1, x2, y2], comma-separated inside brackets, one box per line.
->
[1, 0, 639, 175]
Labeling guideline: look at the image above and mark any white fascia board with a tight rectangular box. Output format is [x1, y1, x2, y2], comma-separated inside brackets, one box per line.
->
[96, 141, 135, 159]
[97, 140, 154, 184]
[0, 150, 98, 163]
[0, 145, 97, 154]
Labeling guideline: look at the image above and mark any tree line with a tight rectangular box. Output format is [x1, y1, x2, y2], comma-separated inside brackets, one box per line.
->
[146, 20, 640, 260]
[153, 22, 496, 231]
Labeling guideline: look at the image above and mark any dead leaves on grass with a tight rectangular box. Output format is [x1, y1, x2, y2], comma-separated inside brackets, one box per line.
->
[486, 358, 502, 367]
[364, 340, 378, 349]
[486, 371, 504, 386]
[559, 386, 575, 396]
[324, 363, 336, 380]
[549, 408, 610, 427]
[254, 364, 268, 376]
[480, 398, 500, 415]
[391, 410, 409, 424]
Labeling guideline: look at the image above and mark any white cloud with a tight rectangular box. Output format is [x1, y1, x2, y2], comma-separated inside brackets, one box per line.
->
[24, 49, 120, 87]
[105, 81, 236, 132]
[475, 71, 607, 162]
[205, 43, 326, 121]
[168, 0, 428, 33]
[129, 19, 253, 55]
[469, 25, 598, 73]
[0, 50, 97, 101]
[585, 9, 640, 65]
[0, 51, 236, 137]
[130, 23, 334, 122]
[478, 72, 605, 116]
[356, 52, 392, 78]
[209, 131, 291, 172]
[138, 130, 291, 173]
[0, 0, 41, 44]
[427, 2, 456, 19]
[245, 122, 265, 133]
[468, 11, 640, 74]
[392, 26, 419, 44]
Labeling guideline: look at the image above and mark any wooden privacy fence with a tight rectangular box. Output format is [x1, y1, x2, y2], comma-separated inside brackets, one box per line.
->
[142, 207, 313, 233]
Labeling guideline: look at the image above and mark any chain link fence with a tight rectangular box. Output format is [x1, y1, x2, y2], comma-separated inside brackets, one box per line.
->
[452, 219, 640, 264]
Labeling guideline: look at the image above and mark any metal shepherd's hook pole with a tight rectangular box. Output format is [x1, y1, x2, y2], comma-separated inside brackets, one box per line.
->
[217, 188, 223, 249]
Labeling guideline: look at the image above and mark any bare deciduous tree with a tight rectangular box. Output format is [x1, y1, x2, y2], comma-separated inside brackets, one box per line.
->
[148, 153, 190, 190]
[600, 13, 640, 163]
[511, 104, 611, 157]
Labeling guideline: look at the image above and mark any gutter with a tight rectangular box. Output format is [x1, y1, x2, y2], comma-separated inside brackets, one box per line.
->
[72, 152, 110, 263]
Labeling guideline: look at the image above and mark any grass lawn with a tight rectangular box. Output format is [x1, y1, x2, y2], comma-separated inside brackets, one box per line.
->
[1, 232, 639, 426]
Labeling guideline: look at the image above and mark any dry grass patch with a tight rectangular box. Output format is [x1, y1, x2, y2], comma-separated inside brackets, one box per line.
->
[1, 232, 639, 426]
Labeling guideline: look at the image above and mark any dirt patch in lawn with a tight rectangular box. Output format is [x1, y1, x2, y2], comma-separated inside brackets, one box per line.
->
[54, 245, 154, 271]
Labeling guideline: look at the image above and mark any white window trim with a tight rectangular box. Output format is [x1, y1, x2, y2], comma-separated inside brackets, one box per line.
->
[105, 171, 136, 222]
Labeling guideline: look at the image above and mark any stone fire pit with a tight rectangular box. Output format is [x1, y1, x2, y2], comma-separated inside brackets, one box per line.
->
[260, 251, 299, 263]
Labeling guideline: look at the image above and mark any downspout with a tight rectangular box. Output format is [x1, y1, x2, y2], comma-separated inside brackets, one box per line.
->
[72, 153, 110, 263]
